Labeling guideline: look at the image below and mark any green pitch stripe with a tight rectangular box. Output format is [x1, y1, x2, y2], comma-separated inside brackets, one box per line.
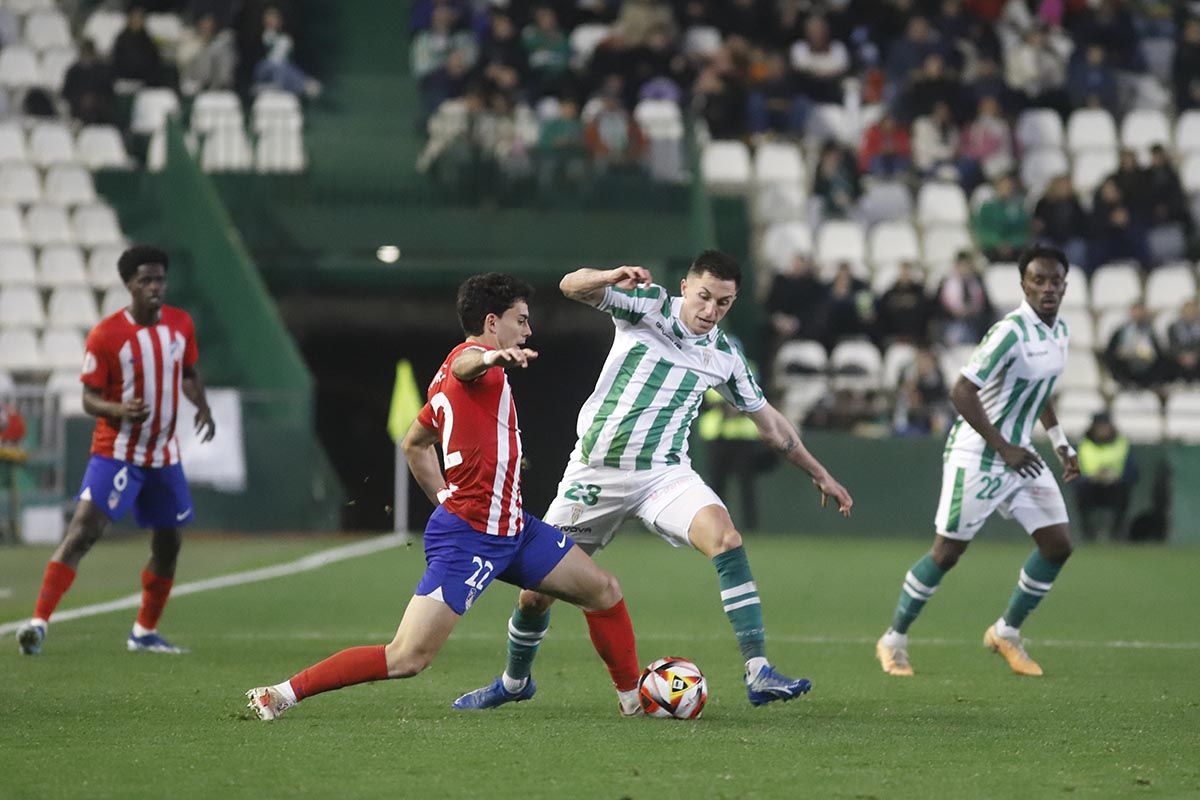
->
[980, 377, 1029, 471]
[946, 467, 966, 533]
[665, 391, 705, 465]
[636, 370, 700, 469]
[603, 358, 674, 467]
[580, 343, 648, 462]
[976, 330, 1019, 382]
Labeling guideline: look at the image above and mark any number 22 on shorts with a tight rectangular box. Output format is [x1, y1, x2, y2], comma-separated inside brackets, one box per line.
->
[465, 556, 494, 590]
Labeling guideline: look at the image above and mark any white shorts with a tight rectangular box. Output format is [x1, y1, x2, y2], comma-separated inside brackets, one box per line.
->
[934, 461, 1069, 541]
[543, 461, 726, 553]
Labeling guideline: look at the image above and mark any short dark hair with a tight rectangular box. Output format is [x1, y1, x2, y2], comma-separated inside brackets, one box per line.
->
[1017, 244, 1070, 278]
[117, 245, 169, 283]
[688, 249, 741, 287]
[456, 273, 534, 336]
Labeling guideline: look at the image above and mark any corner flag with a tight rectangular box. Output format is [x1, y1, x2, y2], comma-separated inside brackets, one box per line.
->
[387, 360, 423, 444]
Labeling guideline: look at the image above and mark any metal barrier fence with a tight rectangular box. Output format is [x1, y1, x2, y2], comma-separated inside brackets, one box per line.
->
[0, 386, 66, 543]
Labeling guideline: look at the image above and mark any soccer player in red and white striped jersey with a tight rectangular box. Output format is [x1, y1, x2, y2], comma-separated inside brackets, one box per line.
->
[245, 273, 641, 720]
[16, 246, 215, 657]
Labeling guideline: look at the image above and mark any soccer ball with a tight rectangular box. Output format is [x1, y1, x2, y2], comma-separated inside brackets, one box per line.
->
[637, 657, 707, 719]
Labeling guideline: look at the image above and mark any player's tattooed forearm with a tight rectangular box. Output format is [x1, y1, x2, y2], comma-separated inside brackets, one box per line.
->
[778, 437, 798, 454]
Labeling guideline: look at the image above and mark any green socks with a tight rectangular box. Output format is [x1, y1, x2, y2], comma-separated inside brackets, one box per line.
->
[713, 547, 766, 660]
[504, 606, 550, 681]
[1003, 551, 1064, 629]
[890, 554, 948, 634]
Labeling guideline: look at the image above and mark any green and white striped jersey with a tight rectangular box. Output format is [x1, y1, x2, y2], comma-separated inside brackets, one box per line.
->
[944, 300, 1069, 473]
[569, 283, 766, 470]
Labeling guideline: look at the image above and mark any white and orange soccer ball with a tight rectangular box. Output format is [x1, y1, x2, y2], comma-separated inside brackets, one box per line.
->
[637, 657, 708, 719]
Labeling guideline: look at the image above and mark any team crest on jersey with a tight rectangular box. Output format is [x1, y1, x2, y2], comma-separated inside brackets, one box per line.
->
[107, 490, 121, 510]
[570, 504, 584, 524]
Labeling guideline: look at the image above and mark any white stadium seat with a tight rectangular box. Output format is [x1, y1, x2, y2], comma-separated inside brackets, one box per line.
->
[938, 345, 976, 386]
[882, 342, 918, 390]
[40, 327, 84, 371]
[1166, 390, 1200, 443]
[830, 339, 882, 391]
[200, 126, 253, 172]
[76, 126, 133, 170]
[683, 25, 723, 58]
[815, 220, 866, 267]
[25, 203, 73, 246]
[130, 88, 181, 135]
[1059, 309, 1095, 351]
[1111, 390, 1164, 443]
[100, 286, 127, 317]
[702, 141, 751, 193]
[0, 367, 12, 394]
[0, 205, 28, 244]
[0, 122, 27, 162]
[72, 204, 123, 248]
[1072, 150, 1119, 203]
[1015, 108, 1064, 151]
[7, 0, 56, 15]
[0, 46, 41, 89]
[754, 141, 805, 186]
[753, 182, 805, 226]
[921, 225, 973, 271]
[1145, 264, 1197, 313]
[1058, 352, 1102, 392]
[1120, 109, 1172, 160]
[1020, 148, 1069, 200]
[191, 90, 243, 134]
[856, 181, 912, 225]
[0, 244, 36, 286]
[37, 47, 75, 92]
[773, 339, 828, 423]
[47, 286, 99, 329]
[252, 90, 303, 134]
[255, 129, 307, 173]
[29, 123, 76, 168]
[1090, 263, 1143, 312]
[868, 221, 921, 267]
[916, 182, 969, 227]
[23, 10, 72, 52]
[1060, 270, 1089, 311]
[83, 9, 126, 57]
[0, 164, 42, 205]
[1182, 154, 1200, 195]
[44, 166, 97, 207]
[761, 221, 813, 272]
[47, 369, 85, 415]
[37, 245, 87, 289]
[1095, 308, 1137, 351]
[1054, 388, 1106, 438]
[984, 264, 1025, 310]
[0, 327, 42, 371]
[1176, 111, 1200, 159]
[0, 286, 44, 328]
[1066, 108, 1118, 154]
[87, 245, 125, 290]
[145, 13, 185, 47]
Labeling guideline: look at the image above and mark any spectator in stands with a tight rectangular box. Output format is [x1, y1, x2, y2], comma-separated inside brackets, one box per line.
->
[1144, 144, 1192, 265]
[790, 14, 850, 105]
[903, 52, 963, 122]
[822, 262, 874, 347]
[1067, 44, 1119, 111]
[959, 95, 1012, 185]
[935, 251, 991, 346]
[1071, 0, 1143, 72]
[875, 261, 933, 346]
[178, 13, 238, 96]
[893, 347, 952, 436]
[1104, 300, 1166, 388]
[1111, 149, 1151, 221]
[972, 174, 1030, 262]
[1032, 175, 1088, 268]
[538, 98, 587, 188]
[747, 52, 808, 136]
[1172, 17, 1200, 111]
[693, 63, 746, 140]
[884, 16, 944, 91]
[584, 90, 647, 171]
[478, 11, 528, 101]
[1167, 299, 1200, 383]
[964, 54, 1020, 116]
[812, 141, 861, 220]
[412, 4, 475, 103]
[255, 5, 322, 98]
[615, 0, 676, 46]
[421, 49, 474, 117]
[859, 112, 913, 178]
[522, 6, 573, 98]
[624, 25, 690, 103]
[911, 100, 960, 178]
[1004, 24, 1071, 114]
[62, 40, 117, 126]
[766, 252, 828, 344]
[1074, 412, 1136, 541]
[1089, 178, 1151, 270]
[112, 6, 167, 86]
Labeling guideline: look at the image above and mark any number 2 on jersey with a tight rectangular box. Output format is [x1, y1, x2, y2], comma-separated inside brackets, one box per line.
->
[430, 392, 463, 469]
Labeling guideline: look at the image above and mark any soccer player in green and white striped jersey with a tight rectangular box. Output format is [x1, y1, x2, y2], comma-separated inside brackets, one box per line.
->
[876, 245, 1082, 678]
[454, 250, 855, 711]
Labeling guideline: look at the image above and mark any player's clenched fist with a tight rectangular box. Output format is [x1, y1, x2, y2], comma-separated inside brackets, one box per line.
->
[485, 347, 539, 369]
[607, 266, 653, 289]
[121, 398, 150, 423]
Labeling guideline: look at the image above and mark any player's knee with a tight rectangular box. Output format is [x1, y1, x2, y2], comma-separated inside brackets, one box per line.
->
[1041, 537, 1073, 564]
[930, 542, 966, 570]
[593, 570, 622, 609]
[384, 642, 435, 679]
[518, 589, 554, 615]
[712, 527, 742, 554]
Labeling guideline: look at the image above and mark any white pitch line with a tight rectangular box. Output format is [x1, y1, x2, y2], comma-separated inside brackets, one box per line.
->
[0, 533, 408, 637]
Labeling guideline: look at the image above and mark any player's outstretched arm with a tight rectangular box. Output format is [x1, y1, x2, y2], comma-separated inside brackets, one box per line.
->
[747, 403, 853, 516]
[82, 385, 148, 424]
[951, 376, 1043, 478]
[182, 364, 216, 443]
[402, 420, 446, 504]
[451, 347, 539, 382]
[1038, 399, 1080, 482]
[559, 266, 653, 307]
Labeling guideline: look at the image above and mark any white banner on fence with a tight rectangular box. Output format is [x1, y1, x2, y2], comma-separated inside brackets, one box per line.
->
[178, 388, 246, 492]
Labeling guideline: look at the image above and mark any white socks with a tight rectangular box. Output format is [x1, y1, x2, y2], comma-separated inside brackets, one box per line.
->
[501, 672, 528, 694]
[995, 618, 1021, 638]
[744, 656, 770, 681]
[881, 628, 908, 646]
[132, 622, 154, 637]
[273, 681, 298, 705]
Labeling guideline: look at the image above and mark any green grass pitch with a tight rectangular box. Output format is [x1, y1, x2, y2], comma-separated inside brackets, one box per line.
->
[2, 532, 1198, 799]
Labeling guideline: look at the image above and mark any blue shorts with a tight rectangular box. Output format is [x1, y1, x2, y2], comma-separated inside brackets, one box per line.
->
[414, 506, 574, 615]
[78, 455, 194, 529]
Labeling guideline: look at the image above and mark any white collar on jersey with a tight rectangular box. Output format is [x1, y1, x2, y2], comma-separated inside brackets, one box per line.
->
[1018, 299, 1057, 332]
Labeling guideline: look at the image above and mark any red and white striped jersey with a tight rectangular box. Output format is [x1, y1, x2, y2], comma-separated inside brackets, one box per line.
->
[416, 342, 524, 537]
[81, 306, 199, 467]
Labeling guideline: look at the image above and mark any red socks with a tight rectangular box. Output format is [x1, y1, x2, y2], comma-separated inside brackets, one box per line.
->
[289, 645, 389, 701]
[136, 570, 174, 630]
[584, 598, 640, 692]
[33, 561, 76, 622]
